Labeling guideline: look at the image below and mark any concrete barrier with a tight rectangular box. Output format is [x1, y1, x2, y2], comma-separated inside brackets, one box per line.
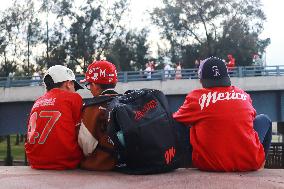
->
[1, 76, 284, 102]
[0, 167, 283, 189]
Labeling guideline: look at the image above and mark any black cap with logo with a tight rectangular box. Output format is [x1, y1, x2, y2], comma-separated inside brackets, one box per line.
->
[198, 57, 231, 88]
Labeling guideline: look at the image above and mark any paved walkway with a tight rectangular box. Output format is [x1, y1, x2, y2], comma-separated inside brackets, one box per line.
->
[0, 167, 283, 189]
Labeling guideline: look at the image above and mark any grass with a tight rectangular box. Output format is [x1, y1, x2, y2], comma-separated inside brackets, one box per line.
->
[0, 135, 25, 161]
[0, 133, 282, 163]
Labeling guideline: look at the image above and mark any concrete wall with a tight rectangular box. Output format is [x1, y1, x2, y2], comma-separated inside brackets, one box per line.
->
[1, 76, 284, 102]
[1, 76, 284, 135]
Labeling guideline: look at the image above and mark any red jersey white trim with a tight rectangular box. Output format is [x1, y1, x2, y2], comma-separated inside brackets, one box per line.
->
[173, 86, 265, 171]
[25, 88, 83, 170]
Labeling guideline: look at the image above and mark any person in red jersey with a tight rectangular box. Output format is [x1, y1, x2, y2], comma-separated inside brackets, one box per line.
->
[78, 60, 118, 171]
[173, 57, 272, 172]
[226, 54, 235, 74]
[25, 65, 84, 170]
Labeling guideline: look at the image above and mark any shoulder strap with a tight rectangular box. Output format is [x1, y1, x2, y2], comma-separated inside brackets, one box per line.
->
[84, 96, 114, 108]
[101, 89, 118, 95]
[95, 143, 116, 156]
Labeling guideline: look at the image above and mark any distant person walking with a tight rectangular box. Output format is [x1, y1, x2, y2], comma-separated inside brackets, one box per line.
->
[175, 62, 182, 79]
[144, 62, 152, 79]
[227, 54, 235, 69]
[252, 54, 263, 66]
[252, 54, 264, 76]
[164, 63, 173, 79]
[194, 59, 200, 69]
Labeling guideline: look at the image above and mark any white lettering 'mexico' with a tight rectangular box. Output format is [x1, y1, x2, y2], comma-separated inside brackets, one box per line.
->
[209, 92, 218, 104]
[231, 90, 236, 99]
[198, 90, 247, 110]
[199, 93, 207, 110]
[217, 92, 225, 101]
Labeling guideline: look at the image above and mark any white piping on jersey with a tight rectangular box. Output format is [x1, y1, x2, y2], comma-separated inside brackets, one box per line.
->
[98, 106, 107, 111]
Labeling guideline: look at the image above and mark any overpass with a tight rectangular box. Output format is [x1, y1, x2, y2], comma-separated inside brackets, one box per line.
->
[1, 74, 284, 135]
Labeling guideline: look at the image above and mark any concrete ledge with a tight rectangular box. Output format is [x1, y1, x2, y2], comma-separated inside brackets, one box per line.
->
[0, 167, 283, 189]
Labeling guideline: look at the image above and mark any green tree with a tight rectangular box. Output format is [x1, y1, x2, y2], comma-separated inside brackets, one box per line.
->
[0, 0, 43, 76]
[67, 0, 130, 71]
[25, 1, 42, 74]
[134, 29, 150, 70]
[0, 0, 135, 74]
[37, 0, 71, 69]
[151, 0, 270, 66]
[0, 1, 27, 76]
[105, 29, 150, 71]
[106, 38, 133, 71]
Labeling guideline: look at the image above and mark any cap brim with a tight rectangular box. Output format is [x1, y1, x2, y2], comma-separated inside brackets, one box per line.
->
[73, 80, 84, 91]
[201, 77, 231, 88]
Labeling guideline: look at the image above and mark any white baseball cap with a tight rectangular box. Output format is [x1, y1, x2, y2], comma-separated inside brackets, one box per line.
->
[44, 65, 83, 91]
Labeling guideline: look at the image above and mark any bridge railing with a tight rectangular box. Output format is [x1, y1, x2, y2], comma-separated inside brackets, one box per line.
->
[1, 65, 284, 88]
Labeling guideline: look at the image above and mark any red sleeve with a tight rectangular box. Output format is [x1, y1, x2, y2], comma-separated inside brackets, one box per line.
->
[173, 92, 200, 126]
[246, 92, 257, 119]
[232, 59, 235, 67]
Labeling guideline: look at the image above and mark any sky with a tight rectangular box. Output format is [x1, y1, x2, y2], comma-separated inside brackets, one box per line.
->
[260, 0, 284, 65]
[1, 0, 283, 66]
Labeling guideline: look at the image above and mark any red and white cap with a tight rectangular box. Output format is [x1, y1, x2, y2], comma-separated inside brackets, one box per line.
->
[81, 60, 118, 84]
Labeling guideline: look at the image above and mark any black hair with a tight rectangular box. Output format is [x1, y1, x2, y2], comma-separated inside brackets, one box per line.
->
[44, 74, 65, 91]
[98, 83, 116, 90]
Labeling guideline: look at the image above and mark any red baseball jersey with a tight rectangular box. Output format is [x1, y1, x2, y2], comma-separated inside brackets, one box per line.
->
[173, 86, 265, 171]
[25, 88, 83, 170]
[227, 58, 235, 71]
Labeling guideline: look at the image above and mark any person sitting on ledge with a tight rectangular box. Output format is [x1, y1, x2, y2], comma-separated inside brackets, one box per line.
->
[173, 57, 272, 172]
[25, 65, 84, 170]
[79, 60, 118, 171]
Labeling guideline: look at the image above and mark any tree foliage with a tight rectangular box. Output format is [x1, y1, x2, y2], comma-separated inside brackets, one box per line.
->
[0, 0, 43, 76]
[57, 0, 130, 71]
[151, 0, 270, 66]
[0, 0, 271, 77]
[105, 29, 150, 71]
[0, 0, 131, 76]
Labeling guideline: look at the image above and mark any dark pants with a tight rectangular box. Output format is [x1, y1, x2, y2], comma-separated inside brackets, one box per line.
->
[253, 114, 272, 159]
[174, 122, 192, 167]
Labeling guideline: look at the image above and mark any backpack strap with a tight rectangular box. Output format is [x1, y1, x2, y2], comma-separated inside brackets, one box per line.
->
[83, 89, 120, 157]
[95, 143, 116, 156]
[101, 89, 118, 95]
[85, 96, 114, 107]
[84, 89, 119, 108]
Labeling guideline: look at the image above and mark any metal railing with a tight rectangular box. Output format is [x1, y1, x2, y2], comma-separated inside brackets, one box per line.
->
[1, 65, 284, 88]
[265, 142, 284, 169]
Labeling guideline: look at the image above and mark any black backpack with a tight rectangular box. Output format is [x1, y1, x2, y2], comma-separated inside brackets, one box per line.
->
[87, 89, 181, 174]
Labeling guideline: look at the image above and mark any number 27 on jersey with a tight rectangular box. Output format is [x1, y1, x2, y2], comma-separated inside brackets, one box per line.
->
[27, 111, 61, 144]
